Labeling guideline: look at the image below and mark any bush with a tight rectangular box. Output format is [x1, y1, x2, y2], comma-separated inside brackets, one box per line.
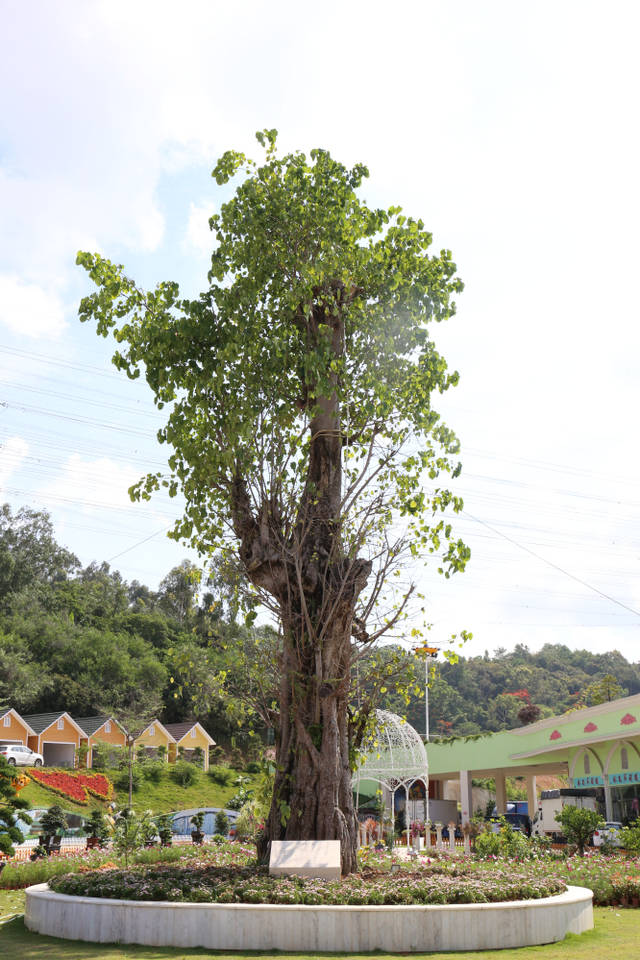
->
[113, 765, 142, 793]
[83, 809, 109, 843]
[556, 805, 603, 856]
[207, 765, 232, 787]
[141, 762, 164, 784]
[245, 761, 261, 774]
[170, 761, 200, 787]
[212, 833, 225, 844]
[215, 810, 230, 836]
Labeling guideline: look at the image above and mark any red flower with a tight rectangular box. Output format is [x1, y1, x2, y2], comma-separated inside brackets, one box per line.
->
[621, 713, 637, 726]
[584, 722, 598, 733]
[549, 730, 561, 740]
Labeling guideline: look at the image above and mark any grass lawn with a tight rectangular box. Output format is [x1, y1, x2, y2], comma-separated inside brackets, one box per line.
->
[0, 897, 639, 959]
[19, 766, 258, 818]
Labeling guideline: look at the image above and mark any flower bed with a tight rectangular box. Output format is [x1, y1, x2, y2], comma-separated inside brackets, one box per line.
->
[27, 768, 113, 804]
[1, 841, 256, 890]
[49, 862, 565, 905]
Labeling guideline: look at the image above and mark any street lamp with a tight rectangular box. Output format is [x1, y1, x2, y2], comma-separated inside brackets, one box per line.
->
[413, 645, 439, 741]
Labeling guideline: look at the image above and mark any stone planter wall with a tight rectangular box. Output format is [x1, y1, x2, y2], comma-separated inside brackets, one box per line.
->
[25, 883, 593, 952]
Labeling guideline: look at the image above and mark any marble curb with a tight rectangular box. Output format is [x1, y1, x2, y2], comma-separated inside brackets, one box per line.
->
[25, 883, 594, 952]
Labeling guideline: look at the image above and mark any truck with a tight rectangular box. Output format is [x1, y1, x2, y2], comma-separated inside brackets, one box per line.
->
[531, 788, 598, 840]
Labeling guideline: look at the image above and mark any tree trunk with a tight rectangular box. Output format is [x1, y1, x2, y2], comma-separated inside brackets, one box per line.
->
[235, 304, 370, 875]
[257, 615, 359, 875]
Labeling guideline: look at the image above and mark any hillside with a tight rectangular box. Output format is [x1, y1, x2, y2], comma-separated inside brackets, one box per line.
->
[20, 765, 258, 818]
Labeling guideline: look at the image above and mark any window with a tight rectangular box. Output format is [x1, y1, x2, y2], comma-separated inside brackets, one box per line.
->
[621, 747, 629, 770]
[584, 754, 591, 775]
[104, 721, 111, 733]
[3, 714, 10, 727]
[57, 718, 64, 730]
[149, 725, 155, 737]
[190, 727, 196, 739]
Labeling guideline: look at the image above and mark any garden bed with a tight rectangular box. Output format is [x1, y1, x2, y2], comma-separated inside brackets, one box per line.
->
[49, 862, 565, 905]
[25, 881, 593, 952]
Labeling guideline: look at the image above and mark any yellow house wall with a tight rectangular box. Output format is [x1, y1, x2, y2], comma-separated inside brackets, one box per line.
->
[177, 728, 211, 769]
[89, 725, 127, 749]
[39, 719, 81, 747]
[0, 713, 29, 744]
[135, 725, 172, 759]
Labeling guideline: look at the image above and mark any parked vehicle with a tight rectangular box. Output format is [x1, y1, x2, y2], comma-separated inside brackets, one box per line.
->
[592, 822, 623, 847]
[0, 744, 43, 766]
[531, 789, 598, 840]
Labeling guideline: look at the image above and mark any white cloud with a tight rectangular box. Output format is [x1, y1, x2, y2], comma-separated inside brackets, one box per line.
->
[0, 277, 67, 339]
[184, 201, 216, 258]
[0, 436, 28, 495]
[41, 454, 142, 514]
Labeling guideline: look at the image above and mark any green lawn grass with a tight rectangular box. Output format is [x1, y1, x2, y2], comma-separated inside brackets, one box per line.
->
[0, 901, 638, 959]
[19, 766, 257, 818]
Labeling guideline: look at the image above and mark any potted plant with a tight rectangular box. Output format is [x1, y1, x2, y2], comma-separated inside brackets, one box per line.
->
[190, 811, 205, 845]
[156, 813, 173, 847]
[38, 804, 68, 855]
[83, 809, 110, 849]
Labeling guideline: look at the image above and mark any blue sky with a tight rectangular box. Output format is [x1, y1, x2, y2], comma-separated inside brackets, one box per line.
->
[1, 1, 639, 660]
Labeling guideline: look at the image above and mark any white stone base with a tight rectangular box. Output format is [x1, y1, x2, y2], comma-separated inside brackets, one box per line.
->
[25, 884, 593, 952]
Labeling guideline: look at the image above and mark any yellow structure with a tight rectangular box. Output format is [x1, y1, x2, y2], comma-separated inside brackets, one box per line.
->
[164, 722, 215, 771]
[0, 708, 36, 747]
[74, 716, 128, 767]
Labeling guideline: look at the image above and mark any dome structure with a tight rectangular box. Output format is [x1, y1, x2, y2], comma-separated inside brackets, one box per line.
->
[353, 709, 428, 793]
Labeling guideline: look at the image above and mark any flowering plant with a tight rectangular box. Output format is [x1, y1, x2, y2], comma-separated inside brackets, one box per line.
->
[27, 768, 113, 805]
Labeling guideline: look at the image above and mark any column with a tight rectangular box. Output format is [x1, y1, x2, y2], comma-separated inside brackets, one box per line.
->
[526, 775, 537, 823]
[495, 774, 507, 815]
[459, 770, 474, 825]
[604, 776, 614, 821]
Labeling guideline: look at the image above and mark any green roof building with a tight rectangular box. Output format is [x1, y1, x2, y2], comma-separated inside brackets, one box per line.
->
[428, 692, 640, 824]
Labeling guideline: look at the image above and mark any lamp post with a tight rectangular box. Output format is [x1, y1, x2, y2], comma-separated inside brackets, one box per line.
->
[412, 645, 439, 741]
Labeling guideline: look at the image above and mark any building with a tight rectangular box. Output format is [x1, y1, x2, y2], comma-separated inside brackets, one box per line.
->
[428, 692, 640, 824]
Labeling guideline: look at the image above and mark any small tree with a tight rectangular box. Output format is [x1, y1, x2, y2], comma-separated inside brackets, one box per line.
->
[83, 809, 110, 845]
[112, 807, 154, 867]
[555, 805, 603, 856]
[0, 755, 31, 858]
[215, 809, 229, 836]
[39, 804, 68, 853]
[155, 813, 174, 846]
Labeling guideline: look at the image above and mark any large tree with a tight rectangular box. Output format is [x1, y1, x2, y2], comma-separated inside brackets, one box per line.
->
[77, 131, 469, 873]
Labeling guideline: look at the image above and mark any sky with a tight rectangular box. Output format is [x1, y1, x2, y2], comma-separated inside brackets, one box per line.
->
[1, 1, 639, 662]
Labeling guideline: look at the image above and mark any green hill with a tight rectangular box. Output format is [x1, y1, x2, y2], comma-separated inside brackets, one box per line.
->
[20, 765, 257, 818]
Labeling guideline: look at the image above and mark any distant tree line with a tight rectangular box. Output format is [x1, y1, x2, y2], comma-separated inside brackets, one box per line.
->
[1, 504, 636, 748]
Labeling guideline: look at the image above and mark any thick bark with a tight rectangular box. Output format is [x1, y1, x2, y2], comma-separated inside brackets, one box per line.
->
[233, 301, 371, 874]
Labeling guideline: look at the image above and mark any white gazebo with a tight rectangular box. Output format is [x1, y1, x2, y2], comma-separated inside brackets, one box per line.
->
[353, 710, 429, 834]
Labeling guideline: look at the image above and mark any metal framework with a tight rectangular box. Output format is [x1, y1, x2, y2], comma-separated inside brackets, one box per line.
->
[353, 710, 429, 824]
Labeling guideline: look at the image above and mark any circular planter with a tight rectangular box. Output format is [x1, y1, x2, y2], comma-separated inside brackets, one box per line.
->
[25, 884, 593, 952]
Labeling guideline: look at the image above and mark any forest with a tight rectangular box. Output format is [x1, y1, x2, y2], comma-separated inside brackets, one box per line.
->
[2, 504, 638, 748]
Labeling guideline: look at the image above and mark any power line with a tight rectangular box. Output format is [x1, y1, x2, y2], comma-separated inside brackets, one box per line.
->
[463, 509, 640, 620]
[108, 525, 173, 562]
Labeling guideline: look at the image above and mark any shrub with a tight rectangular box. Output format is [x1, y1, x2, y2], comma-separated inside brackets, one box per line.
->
[170, 761, 199, 787]
[556, 805, 603, 856]
[207, 765, 232, 787]
[619, 819, 640, 854]
[83, 809, 109, 843]
[141, 762, 164, 783]
[245, 761, 261, 774]
[215, 810, 230, 836]
[113, 765, 142, 793]
[212, 833, 225, 844]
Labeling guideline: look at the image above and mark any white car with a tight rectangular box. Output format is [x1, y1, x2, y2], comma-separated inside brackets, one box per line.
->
[592, 821, 623, 847]
[0, 744, 44, 766]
